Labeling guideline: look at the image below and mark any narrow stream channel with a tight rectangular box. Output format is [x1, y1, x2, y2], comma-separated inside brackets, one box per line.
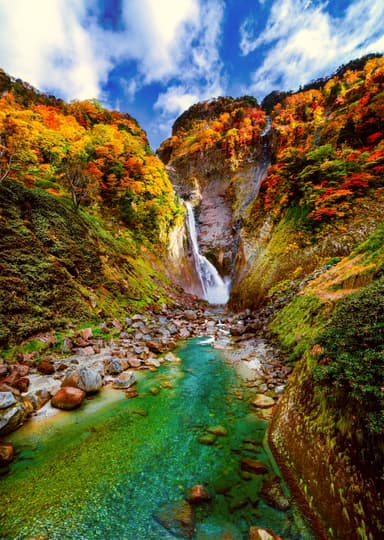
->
[1, 337, 314, 539]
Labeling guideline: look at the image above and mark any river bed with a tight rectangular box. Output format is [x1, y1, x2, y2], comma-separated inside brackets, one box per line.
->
[1, 337, 314, 539]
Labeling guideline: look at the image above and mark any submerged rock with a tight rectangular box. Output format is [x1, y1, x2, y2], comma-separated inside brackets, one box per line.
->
[0, 441, 14, 466]
[153, 499, 195, 538]
[198, 433, 217, 445]
[251, 395, 275, 409]
[186, 484, 211, 505]
[206, 425, 228, 436]
[51, 387, 85, 410]
[240, 458, 268, 475]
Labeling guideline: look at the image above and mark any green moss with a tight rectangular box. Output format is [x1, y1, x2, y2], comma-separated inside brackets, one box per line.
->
[270, 294, 327, 361]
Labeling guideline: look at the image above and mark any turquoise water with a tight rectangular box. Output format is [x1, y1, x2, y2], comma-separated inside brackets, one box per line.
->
[1, 338, 314, 539]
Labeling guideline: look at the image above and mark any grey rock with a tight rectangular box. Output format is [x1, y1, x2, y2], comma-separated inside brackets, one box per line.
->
[77, 367, 103, 393]
[0, 392, 16, 409]
[113, 371, 137, 389]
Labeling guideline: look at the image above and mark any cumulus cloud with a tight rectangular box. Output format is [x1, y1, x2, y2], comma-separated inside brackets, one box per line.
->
[240, 0, 384, 99]
[0, 0, 109, 100]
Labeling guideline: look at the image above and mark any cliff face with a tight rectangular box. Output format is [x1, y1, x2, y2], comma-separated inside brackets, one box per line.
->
[158, 96, 270, 278]
[158, 55, 384, 538]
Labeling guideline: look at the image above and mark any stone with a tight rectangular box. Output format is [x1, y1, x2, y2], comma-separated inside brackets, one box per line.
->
[80, 327, 93, 340]
[164, 352, 180, 363]
[37, 359, 55, 375]
[0, 392, 16, 409]
[240, 458, 268, 475]
[206, 425, 228, 436]
[153, 499, 195, 538]
[113, 371, 136, 389]
[198, 433, 217, 445]
[105, 357, 125, 375]
[77, 346, 95, 356]
[186, 484, 211, 505]
[77, 367, 103, 393]
[125, 388, 138, 399]
[252, 395, 275, 409]
[62, 337, 74, 353]
[0, 442, 15, 466]
[51, 387, 85, 410]
[13, 377, 30, 393]
[147, 341, 165, 354]
[184, 310, 197, 321]
[249, 527, 282, 540]
[127, 357, 141, 368]
[179, 328, 191, 338]
[61, 371, 80, 388]
[29, 388, 51, 410]
[0, 398, 28, 435]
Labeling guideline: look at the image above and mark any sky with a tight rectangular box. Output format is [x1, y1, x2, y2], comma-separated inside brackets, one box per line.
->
[0, 0, 383, 150]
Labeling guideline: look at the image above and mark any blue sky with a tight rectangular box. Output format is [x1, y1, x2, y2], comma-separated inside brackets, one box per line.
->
[0, 0, 383, 149]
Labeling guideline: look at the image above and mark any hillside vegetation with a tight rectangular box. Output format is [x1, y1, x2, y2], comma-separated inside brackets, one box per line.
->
[0, 70, 183, 350]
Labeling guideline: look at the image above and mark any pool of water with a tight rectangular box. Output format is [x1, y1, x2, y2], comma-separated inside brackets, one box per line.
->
[1, 337, 314, 539]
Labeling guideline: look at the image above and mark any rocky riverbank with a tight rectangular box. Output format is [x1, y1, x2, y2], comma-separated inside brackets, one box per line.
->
[0, 302, 292, 478]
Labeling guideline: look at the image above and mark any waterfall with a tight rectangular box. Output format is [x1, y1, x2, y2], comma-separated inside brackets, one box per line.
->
[185, 201, 230, 304]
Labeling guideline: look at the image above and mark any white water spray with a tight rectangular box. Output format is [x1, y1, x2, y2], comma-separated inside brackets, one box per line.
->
[185, 201, 230, 304]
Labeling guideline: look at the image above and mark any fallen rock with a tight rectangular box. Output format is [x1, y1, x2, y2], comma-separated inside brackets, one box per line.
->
[186, 484, 211, 505]
[153, 499, 195, 538]
[113, 371, 136, 389]
[125, 388, 138, 399]
[37, 359, 55, 375]
[147, 341, 165, 354]
[0, 442, 14, 466]
[240, 458, 268, 475]
[252, 395, 275, 409]
[51, 387, 85, 410]
[77, 367, 103, 393]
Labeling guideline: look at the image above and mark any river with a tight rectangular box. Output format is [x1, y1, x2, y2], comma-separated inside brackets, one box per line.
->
[1, 337, 314, 539]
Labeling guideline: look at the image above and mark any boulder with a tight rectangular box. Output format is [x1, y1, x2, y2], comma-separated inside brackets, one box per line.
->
[51, 387, 85, 410]
[37, 359, 55, 375]
[252, 395, 275, 409]
[113, 372, 136, 389]
[105, 357, 125, 375]
[77, 367, 103, 393]
[206, 425, 228, 436]
[0, 442, 15, 466]
[127, 357, 141, 368]
[0, 394, 28, 435]
[184, 310, 197, 321]
[29, 388, 51, 410]
[153, 499, 195, 538]
[13, 377, 30, 393]
[61, 371, 80, 388]
[80, 327, 93, 340]
[0, 392, 16, 409]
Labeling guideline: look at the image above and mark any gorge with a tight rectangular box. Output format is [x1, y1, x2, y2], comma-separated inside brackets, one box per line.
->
[1, 55, 384, 539]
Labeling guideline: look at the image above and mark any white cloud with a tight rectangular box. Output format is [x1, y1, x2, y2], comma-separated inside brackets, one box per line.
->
[240, 0, 384, 99]
[0, 0, 109, 100]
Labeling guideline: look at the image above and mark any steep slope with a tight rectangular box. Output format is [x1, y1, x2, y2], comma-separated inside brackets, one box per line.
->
[0, 70, 184, 349]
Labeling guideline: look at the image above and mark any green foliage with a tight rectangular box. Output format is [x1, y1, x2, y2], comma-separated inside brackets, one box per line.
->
[314, 277, 384, 436]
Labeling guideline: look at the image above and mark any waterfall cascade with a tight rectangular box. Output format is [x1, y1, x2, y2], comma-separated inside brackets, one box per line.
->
[185, 201, 230, 304]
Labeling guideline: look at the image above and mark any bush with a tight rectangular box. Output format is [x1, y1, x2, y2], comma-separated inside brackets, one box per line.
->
[314, 277, 384, 438]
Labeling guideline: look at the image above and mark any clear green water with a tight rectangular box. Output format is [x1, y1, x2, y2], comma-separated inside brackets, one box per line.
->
[1, 338, 314, 539]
